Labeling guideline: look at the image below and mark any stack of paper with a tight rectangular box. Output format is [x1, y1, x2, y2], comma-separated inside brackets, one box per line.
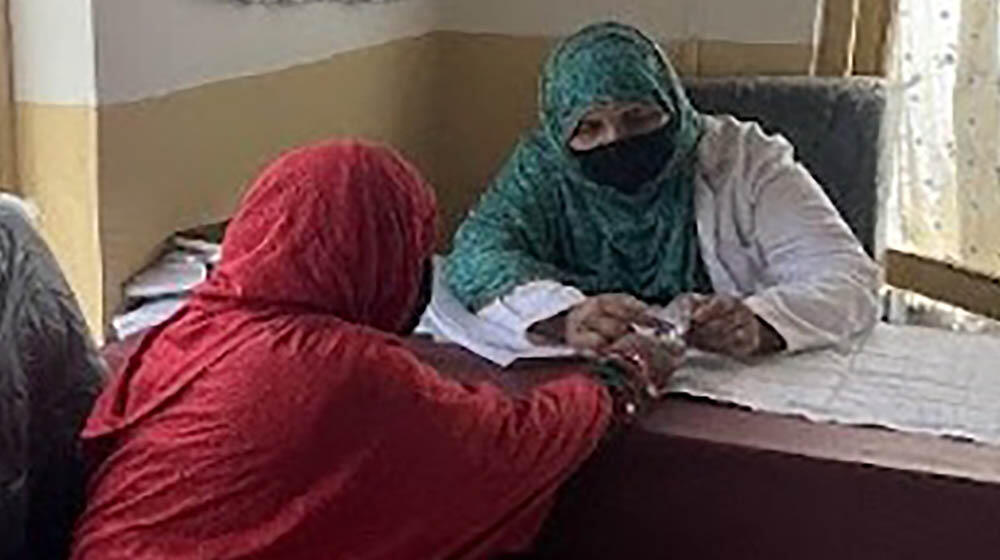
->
[111, 235, 222, 340]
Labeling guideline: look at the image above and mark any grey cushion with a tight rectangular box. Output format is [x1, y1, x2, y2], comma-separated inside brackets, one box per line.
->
[683, 77, 887, 255]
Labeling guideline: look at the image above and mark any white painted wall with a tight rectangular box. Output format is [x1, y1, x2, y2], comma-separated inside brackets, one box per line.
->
[10, 0, 97, 104]
[690, 0, 819, 44]
[12, 0, 822, 105]
[92, 0, 439, 104]
[435, 0, 694, 40]
[435, 0, 819, 45]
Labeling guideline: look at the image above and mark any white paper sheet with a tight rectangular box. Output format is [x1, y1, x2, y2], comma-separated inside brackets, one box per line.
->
[111, 297, 188, 340]
[172, 236, 222, 264]
[667, 324, 1000, 445]
[422, 259, 1000, 444]
[416, 257, 576, 366]
[124, 256, 208, 299]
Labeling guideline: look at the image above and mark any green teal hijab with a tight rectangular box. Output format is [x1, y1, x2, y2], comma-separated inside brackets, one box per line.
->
[446, 22, 711, 310]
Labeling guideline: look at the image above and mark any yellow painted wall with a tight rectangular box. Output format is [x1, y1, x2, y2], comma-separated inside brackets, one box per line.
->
[20, 31, 815, 332]
[429, 32, 811, 238]
[96, 34, 441, 321]
[15, 103, 102, 335]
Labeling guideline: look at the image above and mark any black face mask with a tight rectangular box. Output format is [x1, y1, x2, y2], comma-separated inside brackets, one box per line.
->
[574, 127, 675, 194]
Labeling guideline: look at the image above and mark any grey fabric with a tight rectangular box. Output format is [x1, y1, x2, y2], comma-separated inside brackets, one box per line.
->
[682, 76, 886, 256]
[0, 200, 104, 560]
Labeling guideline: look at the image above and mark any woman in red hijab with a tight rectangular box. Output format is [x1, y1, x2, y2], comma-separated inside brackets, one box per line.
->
[72, 141, 680, 559]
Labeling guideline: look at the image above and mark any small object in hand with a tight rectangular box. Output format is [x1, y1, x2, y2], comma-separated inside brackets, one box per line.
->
[626, 315, 688, 399]
[630, 315, 687, 353]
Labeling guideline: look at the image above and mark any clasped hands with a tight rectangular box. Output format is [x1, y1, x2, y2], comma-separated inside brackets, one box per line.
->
[529, 293, 785, 412]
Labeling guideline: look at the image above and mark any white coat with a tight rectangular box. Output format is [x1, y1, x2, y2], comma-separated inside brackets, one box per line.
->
[474, 115, 881, 354]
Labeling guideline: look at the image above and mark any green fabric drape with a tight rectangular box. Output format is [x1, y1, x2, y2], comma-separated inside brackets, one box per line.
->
[446, 22, 710, 311]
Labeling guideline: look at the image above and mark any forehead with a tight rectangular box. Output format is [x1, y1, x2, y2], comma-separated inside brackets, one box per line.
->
[579, 101, 665, 120]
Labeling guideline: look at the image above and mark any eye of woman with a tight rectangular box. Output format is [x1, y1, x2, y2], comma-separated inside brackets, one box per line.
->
[575, 118, 603, 138]
[624, 106, 666, 129]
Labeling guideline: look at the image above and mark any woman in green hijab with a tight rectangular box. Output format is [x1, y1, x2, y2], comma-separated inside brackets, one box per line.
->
[445, 22, 879, 359]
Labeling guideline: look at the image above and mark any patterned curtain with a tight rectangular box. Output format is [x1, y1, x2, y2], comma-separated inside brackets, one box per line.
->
[890, 0, 1000, 277]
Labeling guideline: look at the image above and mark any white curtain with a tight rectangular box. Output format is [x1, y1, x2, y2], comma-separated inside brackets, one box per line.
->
[890, 0, 1000, 277]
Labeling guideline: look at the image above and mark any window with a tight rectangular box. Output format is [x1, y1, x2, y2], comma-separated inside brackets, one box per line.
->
[885, 0, 1000, 319]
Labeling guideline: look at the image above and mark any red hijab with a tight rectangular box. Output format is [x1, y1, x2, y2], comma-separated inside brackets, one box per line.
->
[74, 141, 610, 559]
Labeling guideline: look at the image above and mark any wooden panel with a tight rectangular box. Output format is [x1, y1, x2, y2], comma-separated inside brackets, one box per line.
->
[886, 249, 1000, 321]
[814, 0, 859, 76]
[540, 401, 1000, 559]
[0, 0, 16, 188]
[696, 40, 814, 76]
[853, 0, 896, 76]
[815, 0, 896, 77]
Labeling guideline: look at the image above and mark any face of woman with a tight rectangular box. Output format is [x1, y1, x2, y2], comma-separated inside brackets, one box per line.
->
[568, 101, 669, 152]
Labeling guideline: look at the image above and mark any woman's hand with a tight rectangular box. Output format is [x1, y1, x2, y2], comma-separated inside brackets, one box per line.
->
[686, 295, 786, 358]
[604, 332, 685, 398]
[597, 331, 685, 420]
[529, 293, 651, 350]
[564, 294, 651, 351]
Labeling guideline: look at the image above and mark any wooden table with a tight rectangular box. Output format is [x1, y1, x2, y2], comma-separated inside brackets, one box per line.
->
[104, 335, 1000, 559]
[533, 395, 1000, 559]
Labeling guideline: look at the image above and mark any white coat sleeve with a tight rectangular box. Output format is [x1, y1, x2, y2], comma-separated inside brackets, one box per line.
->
[740, 128, 881, 352]
[477, 281, 587, 339]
